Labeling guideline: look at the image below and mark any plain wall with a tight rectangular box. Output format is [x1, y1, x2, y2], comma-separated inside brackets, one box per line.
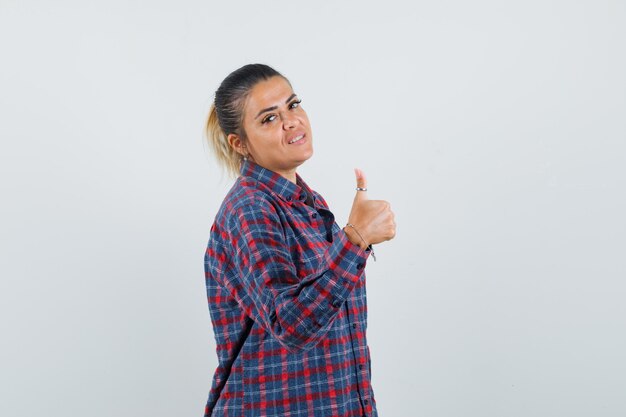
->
[1, 0, 625, 416]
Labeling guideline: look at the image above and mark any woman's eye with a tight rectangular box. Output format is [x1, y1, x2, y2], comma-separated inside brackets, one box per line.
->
[261, 99, 302, 124]
[262, 114, 277, 124]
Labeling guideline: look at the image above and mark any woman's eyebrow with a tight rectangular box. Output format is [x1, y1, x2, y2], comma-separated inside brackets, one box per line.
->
[255, 93, 298, 119]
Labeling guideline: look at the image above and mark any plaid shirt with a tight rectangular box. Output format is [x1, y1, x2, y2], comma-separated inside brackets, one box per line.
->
[204, 159, 377, 417]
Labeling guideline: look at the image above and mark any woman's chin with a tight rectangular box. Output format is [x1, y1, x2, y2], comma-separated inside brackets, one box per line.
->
[298, 148, 314, 163]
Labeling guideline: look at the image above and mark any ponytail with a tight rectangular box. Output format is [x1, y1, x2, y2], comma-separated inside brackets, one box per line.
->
[205, 103, 242, 178]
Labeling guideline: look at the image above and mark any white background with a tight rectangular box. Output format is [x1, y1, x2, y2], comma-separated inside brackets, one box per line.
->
[1, 1, 625, 416]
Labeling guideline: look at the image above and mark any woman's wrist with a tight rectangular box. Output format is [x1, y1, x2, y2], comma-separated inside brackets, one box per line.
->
[343, 225, 369, 250]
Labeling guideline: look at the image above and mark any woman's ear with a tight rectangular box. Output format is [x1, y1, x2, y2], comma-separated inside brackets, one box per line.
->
[227, 133, 245, 156]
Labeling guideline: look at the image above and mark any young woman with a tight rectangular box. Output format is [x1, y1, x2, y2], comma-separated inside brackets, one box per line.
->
[203, 63, 395, 416]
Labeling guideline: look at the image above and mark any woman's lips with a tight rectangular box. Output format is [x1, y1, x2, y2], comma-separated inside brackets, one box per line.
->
[287, 133, 306, 145]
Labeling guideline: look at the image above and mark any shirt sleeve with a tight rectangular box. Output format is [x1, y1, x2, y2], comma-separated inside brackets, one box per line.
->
[222, 194, 370, 353]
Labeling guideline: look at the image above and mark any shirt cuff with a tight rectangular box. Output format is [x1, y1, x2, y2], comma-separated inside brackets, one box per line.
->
[330, 228, 370, 280]
[315, 229, 370, 310]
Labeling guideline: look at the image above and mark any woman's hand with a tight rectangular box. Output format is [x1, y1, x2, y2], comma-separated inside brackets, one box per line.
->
[344, 168, 396, 250]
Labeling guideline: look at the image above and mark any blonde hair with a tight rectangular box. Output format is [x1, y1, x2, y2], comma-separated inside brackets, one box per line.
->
[204, 103, 244, 178]
[204, 64, 286, 179]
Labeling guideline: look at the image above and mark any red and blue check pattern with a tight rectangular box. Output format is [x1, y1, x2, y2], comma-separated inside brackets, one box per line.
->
[204, 159, 377, 416]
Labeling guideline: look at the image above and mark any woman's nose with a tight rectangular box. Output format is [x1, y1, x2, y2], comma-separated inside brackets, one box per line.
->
[282, 112, 298, 129]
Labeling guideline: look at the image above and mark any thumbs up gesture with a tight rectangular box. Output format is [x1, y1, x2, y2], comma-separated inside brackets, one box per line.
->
[345, 168, 396, 250]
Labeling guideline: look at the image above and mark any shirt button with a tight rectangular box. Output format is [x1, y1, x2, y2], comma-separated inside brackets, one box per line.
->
[332, 299, 342, 308]
[356, 263, 364, 270]
[359, 364, 364, 370]
[287, 196, 292, 201]
[352, 323, 357, 329]
[364, 399, 369, 405]
[312, 213, 317, 218]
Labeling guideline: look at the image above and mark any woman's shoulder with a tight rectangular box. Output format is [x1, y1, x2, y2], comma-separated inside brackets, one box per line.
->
[216, 176, 279, 219]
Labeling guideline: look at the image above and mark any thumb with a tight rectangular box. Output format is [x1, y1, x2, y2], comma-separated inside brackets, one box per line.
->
[354, 168, 368, 200]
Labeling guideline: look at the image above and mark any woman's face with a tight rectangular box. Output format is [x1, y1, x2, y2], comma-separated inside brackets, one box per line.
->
[229, 76, 313, 181]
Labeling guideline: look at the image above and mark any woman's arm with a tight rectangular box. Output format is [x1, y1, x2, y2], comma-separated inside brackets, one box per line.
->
[221, 195, 369, 353]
